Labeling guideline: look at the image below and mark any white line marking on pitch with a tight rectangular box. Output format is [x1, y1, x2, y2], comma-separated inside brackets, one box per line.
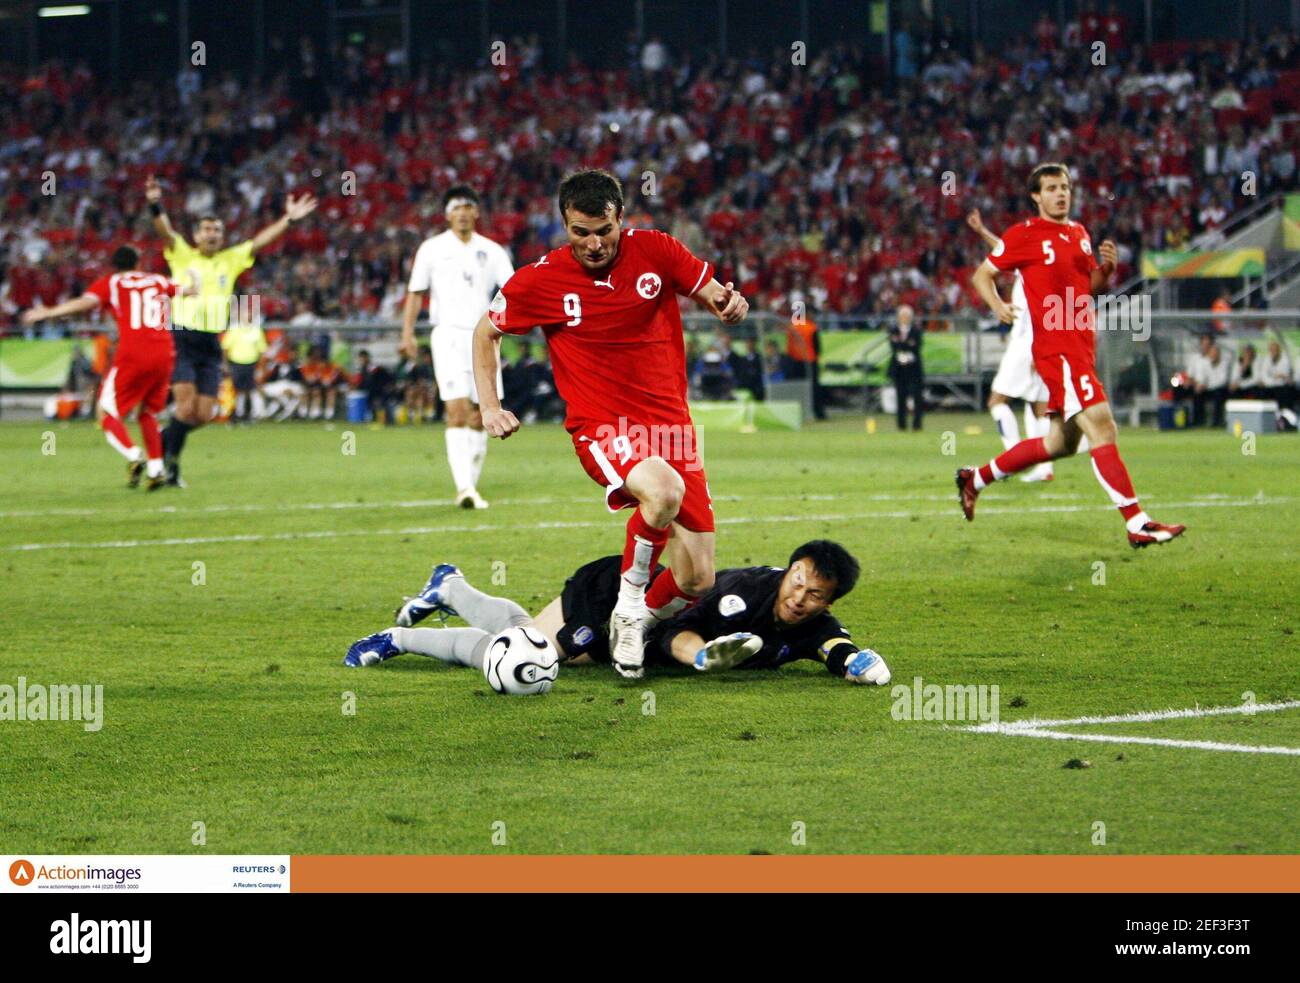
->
[0, 490, 1085, 520]
[963, 700, 1300, 756]
[1, 489, 1271, 522]
[3, 496, 1289, 553]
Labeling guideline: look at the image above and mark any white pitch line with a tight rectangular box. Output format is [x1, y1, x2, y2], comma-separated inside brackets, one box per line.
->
[981, 726, 1300, 756]
[2, 488, 1274, 522]
[965, 699, 1300, 732]
[2, 496, 1289, 553]
[963, 700, 1300, 756]
[0, 490, 1086, 520]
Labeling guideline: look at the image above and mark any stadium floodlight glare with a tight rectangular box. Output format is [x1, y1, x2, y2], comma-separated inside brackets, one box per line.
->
[38, 5, 92, 16]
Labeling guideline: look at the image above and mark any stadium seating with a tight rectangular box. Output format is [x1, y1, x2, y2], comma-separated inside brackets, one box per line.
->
[1, 28, 1297, 328]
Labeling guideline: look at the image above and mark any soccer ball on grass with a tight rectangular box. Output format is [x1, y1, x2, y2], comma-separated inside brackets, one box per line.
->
[483, 626, 560, 695]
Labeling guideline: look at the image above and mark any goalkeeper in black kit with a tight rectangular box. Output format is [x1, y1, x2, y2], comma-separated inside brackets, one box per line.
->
[348, 539, 891, 686]
[650, 540, 891, 683]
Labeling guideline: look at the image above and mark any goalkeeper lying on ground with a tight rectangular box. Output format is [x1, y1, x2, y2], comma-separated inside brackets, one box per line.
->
[343, 539, 891, 685]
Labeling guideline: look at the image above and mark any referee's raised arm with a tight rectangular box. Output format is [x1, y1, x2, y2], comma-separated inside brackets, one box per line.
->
[247, 192, 319, 254]
[145, 175, 181, 246]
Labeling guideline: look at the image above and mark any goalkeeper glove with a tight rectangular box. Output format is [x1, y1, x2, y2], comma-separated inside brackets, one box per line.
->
[693, 632, 762, 672]
[844, 648, 891, 685]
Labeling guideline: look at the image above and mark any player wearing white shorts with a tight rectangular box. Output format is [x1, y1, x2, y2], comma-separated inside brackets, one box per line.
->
[969, 209, 1057, 482]
[401, 185, 514, 508]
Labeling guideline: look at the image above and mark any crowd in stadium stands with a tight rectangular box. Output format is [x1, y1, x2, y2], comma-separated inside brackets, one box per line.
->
[1, 20, 1299, 333]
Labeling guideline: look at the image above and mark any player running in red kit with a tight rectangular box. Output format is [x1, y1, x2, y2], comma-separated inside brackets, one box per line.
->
[22, 246, 178, 489]
[471, 169, 749, 679]
[958, 163, 1184, 548]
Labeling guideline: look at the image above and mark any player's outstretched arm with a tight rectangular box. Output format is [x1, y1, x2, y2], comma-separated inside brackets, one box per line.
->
[815, 638, 892, 685]
[248, 192, 319, 254]
[966, 209, 1001, 250]
[694, 279, 749, 325]
[145, 175, 180, 245]
[472, 313, 519, 439]
[971, 260, 1018, 325]
[20, 294, 99, 325]
[666, 629, 762, 671]
[1091, 239, 1118, 293]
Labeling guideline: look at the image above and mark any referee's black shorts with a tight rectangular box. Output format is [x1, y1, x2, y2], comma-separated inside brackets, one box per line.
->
[229, 362, 257, 391]
[172, 327, 224, 397]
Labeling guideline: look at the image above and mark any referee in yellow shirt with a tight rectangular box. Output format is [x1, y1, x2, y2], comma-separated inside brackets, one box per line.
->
[145, 174, 317, 485]
[221, 320, 269, 423]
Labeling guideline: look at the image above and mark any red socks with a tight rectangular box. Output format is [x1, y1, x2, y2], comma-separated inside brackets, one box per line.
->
[1089, 443, 1143, 521]
[646, 567, 695, 621]
[101, 414, 136, 457]
[621, 508, 670, 590]
[978, 437, 1051, 486]
[138, 412, 163, 461]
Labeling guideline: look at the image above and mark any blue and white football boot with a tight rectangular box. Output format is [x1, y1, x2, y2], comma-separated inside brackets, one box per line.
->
[344, 629, 401, 668]
[394, 563, 462, 627]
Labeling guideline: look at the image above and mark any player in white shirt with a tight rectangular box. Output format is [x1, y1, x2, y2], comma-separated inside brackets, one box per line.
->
[401, 185, 515, 508]
[968, 210, 1056, 481]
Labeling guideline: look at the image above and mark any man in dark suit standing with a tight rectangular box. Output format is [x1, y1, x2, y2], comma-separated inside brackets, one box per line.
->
[887, 304, 924, 431]
[727, 334, 767, 402]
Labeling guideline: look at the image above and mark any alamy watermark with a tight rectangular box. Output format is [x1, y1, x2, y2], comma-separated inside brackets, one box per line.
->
[591, 417, 703, 472]
[174, 293, 262, 329]
[0, 677, 103, 732]
[1041, 289, 1151, 342]
[891, 675, 999, 723]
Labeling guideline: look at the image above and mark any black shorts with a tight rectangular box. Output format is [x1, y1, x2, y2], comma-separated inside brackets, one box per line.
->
[557, 555, 665, 663]
[229, 362, 257, 391]
[171, 328, 225, 397]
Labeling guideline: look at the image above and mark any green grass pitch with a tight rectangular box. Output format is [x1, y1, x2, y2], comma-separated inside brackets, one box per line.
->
[1, 414, 1296, 855]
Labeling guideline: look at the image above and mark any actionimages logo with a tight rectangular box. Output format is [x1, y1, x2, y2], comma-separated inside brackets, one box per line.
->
[10, 859, 35, 886]
[9, 861, 142, 888]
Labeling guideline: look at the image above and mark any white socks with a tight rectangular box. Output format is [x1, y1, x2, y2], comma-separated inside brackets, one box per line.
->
[146, 458, 164, 478]
[445, 426, 476, 493]
[990, 403, 1019, 450]
[446, 426, 489, 494]
[1029, 409, 1053, 478]
[390, 626, 491, 669]
[469, 428, 488, 487]
[439, 577, 530, 634]
[616, 537, 655, 613]
[1023, 403, 1039, 442]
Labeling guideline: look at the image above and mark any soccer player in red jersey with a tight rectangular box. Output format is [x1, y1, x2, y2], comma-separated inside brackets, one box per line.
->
[471, 170, 749, 678]
[22, 246, 178, 489]
[957, 163, 1185, 548]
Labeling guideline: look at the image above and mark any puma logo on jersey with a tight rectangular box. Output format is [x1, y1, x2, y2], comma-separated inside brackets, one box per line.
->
[593, 276, 615, 290]
[533, 256, 550, 267]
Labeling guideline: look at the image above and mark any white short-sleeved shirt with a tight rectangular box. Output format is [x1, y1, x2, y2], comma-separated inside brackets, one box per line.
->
[407, 230, 514, 332]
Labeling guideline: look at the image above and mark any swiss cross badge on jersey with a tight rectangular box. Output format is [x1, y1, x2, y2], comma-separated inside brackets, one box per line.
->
[636, 273, 662, 299]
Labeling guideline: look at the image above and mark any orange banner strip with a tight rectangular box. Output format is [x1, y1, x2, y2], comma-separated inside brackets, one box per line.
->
[292, 855, 1300, 893]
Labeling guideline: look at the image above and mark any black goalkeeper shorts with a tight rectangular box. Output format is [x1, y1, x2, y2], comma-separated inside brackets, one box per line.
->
[558, 555, 667, 664]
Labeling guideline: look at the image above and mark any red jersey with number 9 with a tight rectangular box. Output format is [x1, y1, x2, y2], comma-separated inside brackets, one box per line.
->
[85, 272, 178, 366]
[985, 216, 1099, 363]
[488, 228, 713, 432]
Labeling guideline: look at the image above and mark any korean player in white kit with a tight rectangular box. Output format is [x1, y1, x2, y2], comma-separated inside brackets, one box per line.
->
[401, 185, 515, 508]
